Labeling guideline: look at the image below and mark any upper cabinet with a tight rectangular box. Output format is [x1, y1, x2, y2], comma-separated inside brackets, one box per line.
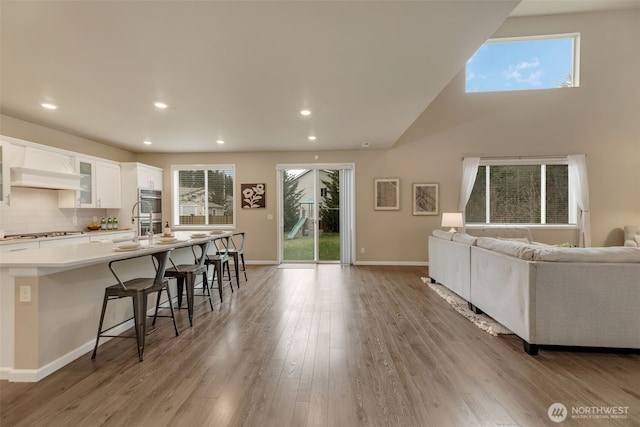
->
[137, 164, 163, 190]
[76, 158, 95, 207]
[59, 158, 121, 208]
[121, 162, 163, 191]
[0, 141, 10, 206]
[95, 161, 121, 208]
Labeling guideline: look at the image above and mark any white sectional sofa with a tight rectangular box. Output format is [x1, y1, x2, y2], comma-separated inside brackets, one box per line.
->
[428, 230, 640, 355]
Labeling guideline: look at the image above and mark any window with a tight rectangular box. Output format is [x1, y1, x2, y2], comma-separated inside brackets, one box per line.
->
[465, 160, 575, 225]
[466, 33, 579, 93]
[171, 164, 235, 228]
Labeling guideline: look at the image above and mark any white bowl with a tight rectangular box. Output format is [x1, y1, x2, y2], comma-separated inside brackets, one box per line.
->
[191, 233, 207, 238]
[158, 237, 177, 243]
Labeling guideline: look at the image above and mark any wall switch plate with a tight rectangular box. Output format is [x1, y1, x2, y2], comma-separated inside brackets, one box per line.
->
[19, 285, 31, 302]
[361, 247, 365, 254]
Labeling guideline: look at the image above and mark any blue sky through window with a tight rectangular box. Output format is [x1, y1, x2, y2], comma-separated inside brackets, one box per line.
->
[466, 36, 575, 92]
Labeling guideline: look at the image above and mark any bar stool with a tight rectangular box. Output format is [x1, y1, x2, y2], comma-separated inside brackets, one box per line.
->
[92, 249, 178, 362]
[205, 236, 233, 302]
[225, 232, 247, 288]
[163, 240, 213, 327]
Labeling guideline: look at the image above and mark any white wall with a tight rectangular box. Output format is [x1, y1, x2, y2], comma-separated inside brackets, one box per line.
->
[0, 187, 118, 236]
[1, 9, 638, 262]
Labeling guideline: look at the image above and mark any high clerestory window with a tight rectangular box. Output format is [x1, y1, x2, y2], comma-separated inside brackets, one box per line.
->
[171, 165, 235, 228]
[465, 159, 577, 226]
[466, 33, 580, 93]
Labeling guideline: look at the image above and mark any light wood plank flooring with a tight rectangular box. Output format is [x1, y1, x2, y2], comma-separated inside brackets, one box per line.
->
[1, 265, 639, 426]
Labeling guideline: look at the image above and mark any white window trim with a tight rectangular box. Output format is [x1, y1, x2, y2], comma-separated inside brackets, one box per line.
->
[470, 32, 580, 91]
[468, 156, 577, 227]
[171, 164, 236, 229]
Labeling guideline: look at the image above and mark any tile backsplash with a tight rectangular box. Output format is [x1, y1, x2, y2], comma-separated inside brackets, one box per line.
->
[1, 187, 121, 235]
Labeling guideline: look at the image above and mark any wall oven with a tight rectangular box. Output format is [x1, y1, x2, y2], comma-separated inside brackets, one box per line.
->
[137, 188, 162, 235]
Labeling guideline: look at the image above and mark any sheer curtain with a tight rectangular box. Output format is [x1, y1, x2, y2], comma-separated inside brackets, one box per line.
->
[458, 157, 480, 230]
[568, 154, 591, 247]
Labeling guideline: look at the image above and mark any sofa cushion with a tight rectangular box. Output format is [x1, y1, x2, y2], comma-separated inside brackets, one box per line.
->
[468, 226, 533, 243]
[452, 233, 478, 245]
[432, 230, 455, 241]
[532, 247, 640, 263]
[476, 237, 535, 260]
[497, 236, 531, 244]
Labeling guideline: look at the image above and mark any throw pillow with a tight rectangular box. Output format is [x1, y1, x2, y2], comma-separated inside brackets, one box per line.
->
[636, 235, 640, 245]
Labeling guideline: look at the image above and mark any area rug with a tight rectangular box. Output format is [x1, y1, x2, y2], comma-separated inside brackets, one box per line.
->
[421, 277, 513, 336]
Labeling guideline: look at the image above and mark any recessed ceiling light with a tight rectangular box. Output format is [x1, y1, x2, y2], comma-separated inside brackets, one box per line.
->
[41, 103, 58, 110]
[143, 140, 153, 145]
[300, 109, 311, 116]
[362, 141, 371, 148]
[154, 102, 168, 109]
[216, 139, 225, 145]
[308, 136, 317, 141]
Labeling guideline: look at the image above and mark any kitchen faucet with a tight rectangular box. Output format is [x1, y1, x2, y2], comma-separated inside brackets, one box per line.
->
[130, 200, 153, 241]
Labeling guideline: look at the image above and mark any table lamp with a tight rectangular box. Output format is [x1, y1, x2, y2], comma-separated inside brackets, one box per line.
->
[441, 212, 463, 232]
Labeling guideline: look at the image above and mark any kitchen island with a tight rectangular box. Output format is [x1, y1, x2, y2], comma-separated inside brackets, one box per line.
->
[0, 231, 231, 382]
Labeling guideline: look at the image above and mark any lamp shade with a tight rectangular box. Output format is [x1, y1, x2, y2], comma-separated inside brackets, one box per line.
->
[441, 212, 464, 232]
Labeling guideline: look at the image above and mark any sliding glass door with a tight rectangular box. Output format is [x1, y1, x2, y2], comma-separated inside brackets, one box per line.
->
[278, 164, 353, 264]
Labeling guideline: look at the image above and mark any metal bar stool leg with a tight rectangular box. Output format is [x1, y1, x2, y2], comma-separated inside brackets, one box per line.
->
[232, 252, 240, 288]
[152, 287, 163, 326]
[164, 280, 180, 336]
[240, 253, 247, 281]
[175, 277, 185, 309]
[226, 261, 233, 293]
[202, 271, 214, 311]
[185, 272, 195, 327]
[91, 292, 110, 359]
[132, 292, 148, 362]
[215, 262, 223, 302]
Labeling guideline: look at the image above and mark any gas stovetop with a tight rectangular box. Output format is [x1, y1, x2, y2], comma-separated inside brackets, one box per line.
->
[5, 231, 85, 239]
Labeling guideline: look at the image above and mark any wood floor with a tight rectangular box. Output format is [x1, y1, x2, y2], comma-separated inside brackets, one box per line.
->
[1, 265, 639, 427]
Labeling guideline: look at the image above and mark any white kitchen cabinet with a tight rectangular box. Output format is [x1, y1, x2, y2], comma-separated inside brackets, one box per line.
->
[121, 162, 163, 191]
[119, 162, 164, 230]
[0, 241, 39, 253]
[0, 141, 10, 207]
[136, 164, 163, 190]
[59, 158, 120, 208]
[95, 161, 121, 208]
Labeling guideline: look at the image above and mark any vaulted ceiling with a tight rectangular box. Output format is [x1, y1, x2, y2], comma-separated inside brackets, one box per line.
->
[1, 1, 637, 153]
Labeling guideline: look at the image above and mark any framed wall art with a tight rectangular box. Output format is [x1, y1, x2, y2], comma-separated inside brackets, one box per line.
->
[241, 183, 266, 208]
[412, 183, 439, 216]
[374, 178, 400, 210]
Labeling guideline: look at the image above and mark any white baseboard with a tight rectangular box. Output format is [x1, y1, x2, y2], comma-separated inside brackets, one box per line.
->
[1, 319, 135, 383]
[246, 260, 428, 266]
[354, 261, 429, 266]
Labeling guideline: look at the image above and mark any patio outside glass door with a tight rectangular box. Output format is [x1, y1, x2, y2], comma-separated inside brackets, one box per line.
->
[280, 167, 350, 263]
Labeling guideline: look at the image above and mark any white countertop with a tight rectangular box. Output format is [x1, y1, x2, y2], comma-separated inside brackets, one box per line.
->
[0, 231, 232, 276]
[0, 229, 135, 246]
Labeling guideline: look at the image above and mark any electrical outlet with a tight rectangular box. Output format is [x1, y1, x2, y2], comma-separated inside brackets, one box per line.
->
[267, 214, 274, 220]
[361, 247, 365, 254]
[19, 285, 31, 302]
